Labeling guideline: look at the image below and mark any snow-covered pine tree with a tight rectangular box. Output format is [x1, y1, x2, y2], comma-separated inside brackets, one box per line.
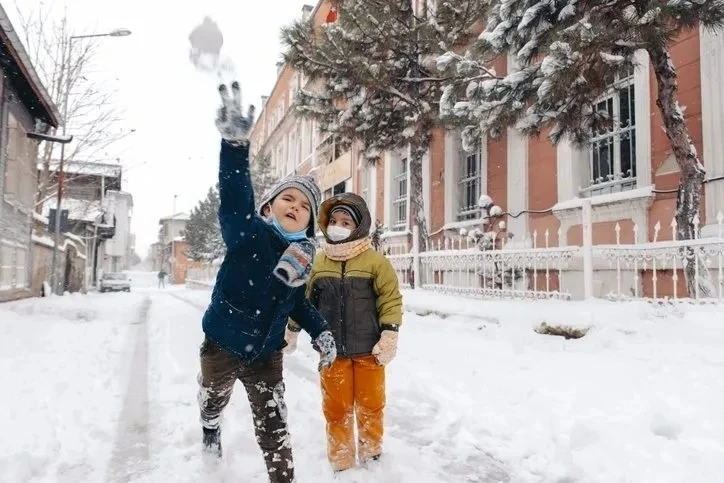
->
[251, 153, 278, 208]
[439, 0, 724, 297]
[184, 186, 225, 262]
[282, 0, 485, 251]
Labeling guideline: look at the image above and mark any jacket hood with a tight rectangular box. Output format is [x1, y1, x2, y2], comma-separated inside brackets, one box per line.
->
[318, 192, 372, 244]
[257, 174, 322, 238]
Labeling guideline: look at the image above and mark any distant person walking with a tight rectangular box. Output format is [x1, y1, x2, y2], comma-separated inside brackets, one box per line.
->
[158, 270, 167, 289]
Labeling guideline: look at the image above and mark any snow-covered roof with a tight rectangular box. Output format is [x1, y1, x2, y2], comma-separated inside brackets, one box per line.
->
[159, 213, 190, 223]
[0, 4, 60, 126]
[106, 190, 134, 208]
[43, 197, 104, 223]
[40, 159, 122, 178]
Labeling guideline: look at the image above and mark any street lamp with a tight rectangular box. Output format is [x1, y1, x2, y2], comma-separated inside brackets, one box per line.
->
[49, 28, 132, 295]
[109, 29, 132, 37]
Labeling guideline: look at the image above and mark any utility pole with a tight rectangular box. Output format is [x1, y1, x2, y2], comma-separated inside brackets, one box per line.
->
[48, 28, 132, 294]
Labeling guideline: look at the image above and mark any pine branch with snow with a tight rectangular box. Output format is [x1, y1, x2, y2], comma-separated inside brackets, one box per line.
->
[250, 153, 278, 208]
[439, 0, 724, 297]
[184, 186, 225, 262]
[440, 0, 724, 146]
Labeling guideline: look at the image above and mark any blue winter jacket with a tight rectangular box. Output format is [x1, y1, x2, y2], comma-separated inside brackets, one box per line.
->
[202, 140, 329, 363]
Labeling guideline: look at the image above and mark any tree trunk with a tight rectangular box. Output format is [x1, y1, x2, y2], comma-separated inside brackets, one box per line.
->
[648, 43, 711, 298]
[409, 146, 429, 254]
[406, 0, 428, 254]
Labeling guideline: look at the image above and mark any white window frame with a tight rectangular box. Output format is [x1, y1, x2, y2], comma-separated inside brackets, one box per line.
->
[0, 241, 28, 290]
[457, 144, 484, 220]
[443, 130, 488, 227]
[0, 243, 13, 289]
[557, 50, 652, 204]
[15, 247, 26, 289]
[289, 130, 299, 168]
[359, 164, 371, 206]
[275, 144, 283, 178]
[301, 119, 311, 161]
[581, 67, 637, 197]
[700, 25, 724, 235]
[554, 50, 653, 244]
[392, 156, 408, 231]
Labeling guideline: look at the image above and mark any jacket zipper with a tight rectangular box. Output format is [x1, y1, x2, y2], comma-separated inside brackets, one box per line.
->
[340, 261, 347, 355]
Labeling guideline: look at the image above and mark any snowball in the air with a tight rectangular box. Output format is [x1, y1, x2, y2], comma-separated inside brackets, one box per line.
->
[188, 17, 224, 72]
[189, 17, 223, 56]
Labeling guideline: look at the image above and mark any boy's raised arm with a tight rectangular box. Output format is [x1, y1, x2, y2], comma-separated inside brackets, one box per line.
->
[215, 82, 257, 252]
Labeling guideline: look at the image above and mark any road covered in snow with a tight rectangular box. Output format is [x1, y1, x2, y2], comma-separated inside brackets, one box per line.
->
[1, 271, 723, 482]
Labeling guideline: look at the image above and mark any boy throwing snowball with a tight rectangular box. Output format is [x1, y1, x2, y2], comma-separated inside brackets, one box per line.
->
[197, 81, 337, 483]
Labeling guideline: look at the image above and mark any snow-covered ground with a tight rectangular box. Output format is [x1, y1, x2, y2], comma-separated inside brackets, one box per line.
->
[1, 271, 723, 482]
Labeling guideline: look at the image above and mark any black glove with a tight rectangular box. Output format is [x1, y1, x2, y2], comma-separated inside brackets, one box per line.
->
[215, 81, 255, 145]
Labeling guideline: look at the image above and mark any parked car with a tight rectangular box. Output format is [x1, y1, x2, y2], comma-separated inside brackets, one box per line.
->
[99, 273, 131, 293]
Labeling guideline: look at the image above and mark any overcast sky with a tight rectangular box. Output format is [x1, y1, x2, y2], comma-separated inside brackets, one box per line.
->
[10, 0, 314, 255]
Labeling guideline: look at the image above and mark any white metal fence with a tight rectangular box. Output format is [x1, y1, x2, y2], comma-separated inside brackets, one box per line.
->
[386, 202, 724, 303]
[186, 264, 219, 289]
[188, 202, 724, 303]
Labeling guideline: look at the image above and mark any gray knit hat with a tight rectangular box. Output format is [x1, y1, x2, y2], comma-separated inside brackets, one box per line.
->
[258, 174, 322, 237]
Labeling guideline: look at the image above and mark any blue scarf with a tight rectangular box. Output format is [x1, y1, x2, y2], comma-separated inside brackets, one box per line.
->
[269, 216, 308, 241]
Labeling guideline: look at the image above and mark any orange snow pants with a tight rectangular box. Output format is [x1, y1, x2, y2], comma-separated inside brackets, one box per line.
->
[321, 355, 386, 471]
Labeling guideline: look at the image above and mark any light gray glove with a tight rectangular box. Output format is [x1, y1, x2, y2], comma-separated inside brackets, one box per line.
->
[313, 330, 337, 372]
[372, 330, 399, 365]
[215, 81, 255, 145]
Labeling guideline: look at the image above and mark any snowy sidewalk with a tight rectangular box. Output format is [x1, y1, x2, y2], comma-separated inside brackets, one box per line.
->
[0, 291, 152, 482]
[2, 285, 724, 482]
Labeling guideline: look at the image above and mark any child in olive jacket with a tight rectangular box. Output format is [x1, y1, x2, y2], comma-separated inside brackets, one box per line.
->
[286, 192, 402, 472]
[198, 82, 337, 483]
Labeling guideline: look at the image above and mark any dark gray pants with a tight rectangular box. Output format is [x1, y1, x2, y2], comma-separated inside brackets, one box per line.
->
[198, 337, 293, 482]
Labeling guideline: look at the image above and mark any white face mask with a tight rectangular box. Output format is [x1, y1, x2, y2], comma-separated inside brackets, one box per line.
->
[327, 225, 352, 242]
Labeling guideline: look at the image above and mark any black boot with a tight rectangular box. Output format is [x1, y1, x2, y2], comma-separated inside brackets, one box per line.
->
[202, 427, 222, 458]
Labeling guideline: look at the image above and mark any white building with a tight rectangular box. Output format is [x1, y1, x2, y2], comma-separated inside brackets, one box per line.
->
[102, 191, 134, 273]
[156, 213, 190, 282]
[159, 213, 189, 242]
